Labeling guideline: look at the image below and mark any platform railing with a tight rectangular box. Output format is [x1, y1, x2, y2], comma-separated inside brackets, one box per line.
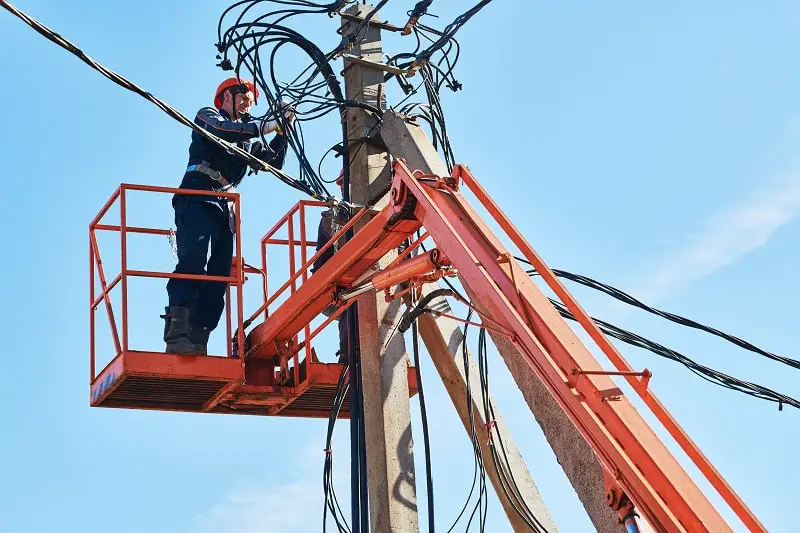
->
[243, 199, 364, 387]
[89, 184, 245, 382]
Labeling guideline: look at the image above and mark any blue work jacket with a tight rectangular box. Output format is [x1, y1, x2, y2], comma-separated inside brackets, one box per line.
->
[177, 107, 288, 208]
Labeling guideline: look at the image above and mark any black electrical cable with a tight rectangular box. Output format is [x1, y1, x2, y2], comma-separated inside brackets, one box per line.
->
[349, 337, 361, 533]
[429, 251, 799, 410]
[402, 284, 552, 532]
[333, 0, 389, 54]
[405, 304, 552, 532]
[414, 0, 493, 64]
[217, 23, 345, 198]
[345, 302, 370, 533]
[323, 361, 352, 533]
[435, 308, 488, 533]
[420, 66, 456, 171]
[403, 22, 462, 93]
[455, 309, 489, 533]
[475, 328, 552, 533]
[394, 66, 456, 172]
[398, 288, 456, 333]
[386, 4, 471, 94]
[411, 320, 436, 532]
[515, 257, 800, 371]
[417, 22, 462, 92]
[548, 299, 800, 410]
[305, 206, 366, 532]
[0, 0, 317, 196]
[216, 10, 387, 201]
[403, 0, 433, 35]
[358, 342, 370, 532]
[216, 3, 356, 196]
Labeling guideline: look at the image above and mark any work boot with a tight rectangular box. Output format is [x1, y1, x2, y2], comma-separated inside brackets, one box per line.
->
[162, 306, 204, 354]
[187, 324, 211, 355]
[161, 306, 171, 341]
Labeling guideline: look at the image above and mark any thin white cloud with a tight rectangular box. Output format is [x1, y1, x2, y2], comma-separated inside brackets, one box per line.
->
[633, 174, 800, 302]
[192, 479, 321, 533]
[192, 439, 350, 533]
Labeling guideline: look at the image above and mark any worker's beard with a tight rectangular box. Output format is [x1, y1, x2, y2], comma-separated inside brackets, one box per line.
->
[234, 104, 250, 122]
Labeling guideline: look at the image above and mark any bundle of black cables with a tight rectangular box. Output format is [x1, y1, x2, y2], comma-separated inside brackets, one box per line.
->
[513, 257, 800, 410]
[387, 0, 492, 85]
[414, 0, 493, 66]
[475, 326, 553, 533]
[449, 308, 490, 533]
[323, 360, 352, 533]
[217, 10, 344, 199]
[549, 299, 800, 410]
[517, 257, 800, 371]
[387, 3, 489, 173]
[398, 280, 553, 532]
[216, 0, 387, 202]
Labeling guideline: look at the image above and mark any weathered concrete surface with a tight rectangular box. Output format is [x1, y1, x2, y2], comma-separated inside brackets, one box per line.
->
[381, 110, 625, 533]
[342, 8, 418, 532]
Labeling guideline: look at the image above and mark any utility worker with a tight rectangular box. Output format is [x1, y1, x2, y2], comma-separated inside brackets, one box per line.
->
[162, 77, 295, 354]
[311, 170, 347, 275]
[312, 170, 352, 362]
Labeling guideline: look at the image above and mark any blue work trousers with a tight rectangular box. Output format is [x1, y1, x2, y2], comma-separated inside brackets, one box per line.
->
[166, 197, 233, 331]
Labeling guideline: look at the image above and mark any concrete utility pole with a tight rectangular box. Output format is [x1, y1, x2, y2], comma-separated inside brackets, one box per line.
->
[340, 6, 419, 532]
[381, 111, 626, 533]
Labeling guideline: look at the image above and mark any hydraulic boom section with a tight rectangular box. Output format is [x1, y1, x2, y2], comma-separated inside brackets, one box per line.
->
[245, 158, 764, 532]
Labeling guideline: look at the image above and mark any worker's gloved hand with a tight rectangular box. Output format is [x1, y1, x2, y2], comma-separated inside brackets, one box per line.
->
[278, 99, 296, 126]
[250, 141, 266, 163]
[259, 100, 295, 136]
[260, 119, 279, 135]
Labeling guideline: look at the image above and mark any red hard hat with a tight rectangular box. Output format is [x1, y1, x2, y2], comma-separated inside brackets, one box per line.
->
[336, 168, 344, 187]
[214, 77, 259, 109]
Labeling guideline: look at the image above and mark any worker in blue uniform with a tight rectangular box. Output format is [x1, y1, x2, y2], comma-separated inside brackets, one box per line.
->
[311, 170, 352, 363]
[162, 77, 294, 354]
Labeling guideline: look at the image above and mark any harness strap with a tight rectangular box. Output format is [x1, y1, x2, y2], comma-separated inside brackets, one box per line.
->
[186, 162, 235, 191]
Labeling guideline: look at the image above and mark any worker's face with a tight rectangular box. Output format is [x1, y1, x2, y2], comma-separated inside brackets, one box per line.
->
[234, 90, 254, 115]
[225, 89, 254, 117]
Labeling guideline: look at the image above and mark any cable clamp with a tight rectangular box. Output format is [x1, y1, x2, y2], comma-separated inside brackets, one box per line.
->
[484, 419, 497, 445]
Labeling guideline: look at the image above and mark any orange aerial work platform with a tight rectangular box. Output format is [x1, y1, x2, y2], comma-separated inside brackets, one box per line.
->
[88, 184, 418, 418]
[88, 161, 767, 532]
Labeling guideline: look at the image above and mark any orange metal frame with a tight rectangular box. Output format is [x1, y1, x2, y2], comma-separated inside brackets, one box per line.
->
[89, 187, 417, 417]
[243, 159, 764, 532]
[248, 199, 357, 386]
[89, 184, 245, 376]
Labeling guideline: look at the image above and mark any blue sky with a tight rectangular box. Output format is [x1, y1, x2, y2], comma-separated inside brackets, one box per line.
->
[1, 1, 798, 531]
